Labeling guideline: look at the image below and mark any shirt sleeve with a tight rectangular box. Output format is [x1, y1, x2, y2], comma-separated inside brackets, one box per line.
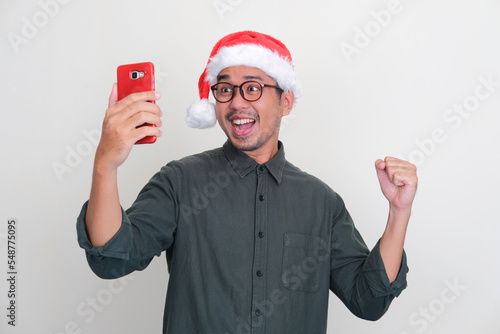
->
[76, 164, 180, 279]
[329, 192, 409, 321]
[363, 239, 408, 298]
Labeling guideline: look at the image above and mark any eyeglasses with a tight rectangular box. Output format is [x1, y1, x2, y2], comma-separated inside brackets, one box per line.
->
[210, 81, 282, 103]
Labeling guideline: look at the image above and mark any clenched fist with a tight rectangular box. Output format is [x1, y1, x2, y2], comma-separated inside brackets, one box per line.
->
[375, 157, 418, 212]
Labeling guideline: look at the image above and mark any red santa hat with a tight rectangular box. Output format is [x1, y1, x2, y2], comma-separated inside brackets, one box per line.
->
[186, 30, 301, 128]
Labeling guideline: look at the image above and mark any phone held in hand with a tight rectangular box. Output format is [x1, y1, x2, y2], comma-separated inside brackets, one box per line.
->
[117, 62, 157, 144]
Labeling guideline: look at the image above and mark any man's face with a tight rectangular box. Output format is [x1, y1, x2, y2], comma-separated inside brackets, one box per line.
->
[214, 66, 294, 161]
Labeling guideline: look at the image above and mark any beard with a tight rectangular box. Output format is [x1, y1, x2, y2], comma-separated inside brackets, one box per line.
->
[224, 110, 282, 153]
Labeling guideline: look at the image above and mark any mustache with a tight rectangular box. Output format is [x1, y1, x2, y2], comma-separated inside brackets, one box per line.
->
[225, 110, 260, 122]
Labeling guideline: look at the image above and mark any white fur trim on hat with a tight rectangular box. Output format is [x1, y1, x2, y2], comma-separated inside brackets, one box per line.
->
[186, 99, 217, 129]
[206, 44, 301, 100]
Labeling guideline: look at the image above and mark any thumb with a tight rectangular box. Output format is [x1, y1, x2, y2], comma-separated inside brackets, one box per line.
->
[108, 83, 118, 108]
[374, 158, 386, 176]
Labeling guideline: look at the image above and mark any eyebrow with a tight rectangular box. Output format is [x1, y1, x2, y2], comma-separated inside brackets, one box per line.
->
[216, 74, 264, 82]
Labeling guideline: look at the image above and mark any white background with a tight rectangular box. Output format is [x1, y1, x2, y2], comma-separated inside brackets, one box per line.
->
[1, 0, 499, 333]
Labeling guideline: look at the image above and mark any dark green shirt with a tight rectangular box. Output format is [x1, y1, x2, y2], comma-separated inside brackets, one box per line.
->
[77, 140, 408, 334]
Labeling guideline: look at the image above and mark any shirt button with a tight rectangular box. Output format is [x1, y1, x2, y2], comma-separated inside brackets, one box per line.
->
[259, 195, 265, 201]
[256, 270, 263, 277]
[255, 309, 262, 316]
[259, 166, 265, 172]
[258, 232, 264, 238]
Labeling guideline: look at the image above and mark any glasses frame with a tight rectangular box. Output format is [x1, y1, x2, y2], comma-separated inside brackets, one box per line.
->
[210, 80, 283, 103]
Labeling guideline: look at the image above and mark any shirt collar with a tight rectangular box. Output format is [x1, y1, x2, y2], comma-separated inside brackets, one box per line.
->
[223, 140, 286, 184]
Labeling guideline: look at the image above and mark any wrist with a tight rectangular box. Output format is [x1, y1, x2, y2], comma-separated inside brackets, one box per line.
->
[92, 159, 118, 185]
[93, 149, 119, 173]
[387, 204, 412, 229]
[389, 202, 412, 216]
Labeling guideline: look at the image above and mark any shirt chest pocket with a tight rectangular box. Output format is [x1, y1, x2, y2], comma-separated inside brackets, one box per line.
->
[281, 233, 327, 293]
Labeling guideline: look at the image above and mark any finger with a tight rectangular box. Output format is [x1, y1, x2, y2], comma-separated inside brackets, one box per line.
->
[100, 116, 162, 151]
[383, 157, 416, 171]
[106, 91, 161, 119]
[107, 101, 163, 129]
[126, 102, 163, 124]
[390, 172, 407, 187]
[116, 123, 163, 147]
[375, 159, 391, 186]
[108, 91, 161, 119]
[118, 91, 161, 108]
[383, 158, 417, 187]
[394, 169, 418, 186]
[102, 105, 162, 149]
[132, 124, 163, 143]
[124, 111, 163, 131]
[375, 158, 386, 170]
[108, 83, 118, 108]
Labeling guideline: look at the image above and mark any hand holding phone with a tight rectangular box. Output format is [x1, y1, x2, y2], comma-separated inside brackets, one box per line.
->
[117, 62, 157, 144]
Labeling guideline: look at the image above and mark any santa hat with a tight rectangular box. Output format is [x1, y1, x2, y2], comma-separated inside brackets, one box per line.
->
[186, 31, 301, 128]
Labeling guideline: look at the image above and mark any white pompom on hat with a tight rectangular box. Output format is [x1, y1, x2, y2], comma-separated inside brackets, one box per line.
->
[186, 30, 301, 128]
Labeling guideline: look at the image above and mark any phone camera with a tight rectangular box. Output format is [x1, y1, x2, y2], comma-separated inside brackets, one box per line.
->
[131, 71, 145, 80]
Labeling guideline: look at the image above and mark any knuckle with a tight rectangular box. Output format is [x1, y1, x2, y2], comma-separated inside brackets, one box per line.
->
[136, 111, 150, 123]
[126, 92, 141, 103]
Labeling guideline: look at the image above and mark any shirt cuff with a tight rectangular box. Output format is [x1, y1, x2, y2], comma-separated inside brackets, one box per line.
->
[362, 239, 409, 298]
[76, 201, 133, 261]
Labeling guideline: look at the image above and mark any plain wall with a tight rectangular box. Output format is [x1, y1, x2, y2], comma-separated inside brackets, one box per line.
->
[1, 0, 499, 333]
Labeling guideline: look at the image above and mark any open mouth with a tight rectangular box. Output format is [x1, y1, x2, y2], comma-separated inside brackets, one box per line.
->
[232, 118, 256, 132]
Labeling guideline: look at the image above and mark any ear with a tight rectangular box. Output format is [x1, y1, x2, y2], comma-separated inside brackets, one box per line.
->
[281, 91, 295, 117]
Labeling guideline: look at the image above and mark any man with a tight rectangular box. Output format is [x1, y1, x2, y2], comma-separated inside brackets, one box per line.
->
[77, 31, 417, 334]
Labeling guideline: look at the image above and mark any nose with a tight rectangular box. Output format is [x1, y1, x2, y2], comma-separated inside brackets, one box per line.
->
[229, 87, 250, 109]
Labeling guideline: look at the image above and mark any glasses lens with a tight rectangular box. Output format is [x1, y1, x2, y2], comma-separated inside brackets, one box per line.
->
[242, 82, 262, 102]
[211, 81, 265, 102]
[213, 83, 233, 102]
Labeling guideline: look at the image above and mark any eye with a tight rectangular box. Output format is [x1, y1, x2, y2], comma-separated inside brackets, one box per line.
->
[218, 85, 233, 95]
[245, 83, 262, 95]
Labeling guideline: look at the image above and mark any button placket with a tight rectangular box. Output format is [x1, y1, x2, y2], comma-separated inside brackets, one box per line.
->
[251, 165, 268, 333]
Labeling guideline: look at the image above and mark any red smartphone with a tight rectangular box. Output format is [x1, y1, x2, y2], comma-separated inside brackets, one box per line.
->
[117, 62, 156, 144]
